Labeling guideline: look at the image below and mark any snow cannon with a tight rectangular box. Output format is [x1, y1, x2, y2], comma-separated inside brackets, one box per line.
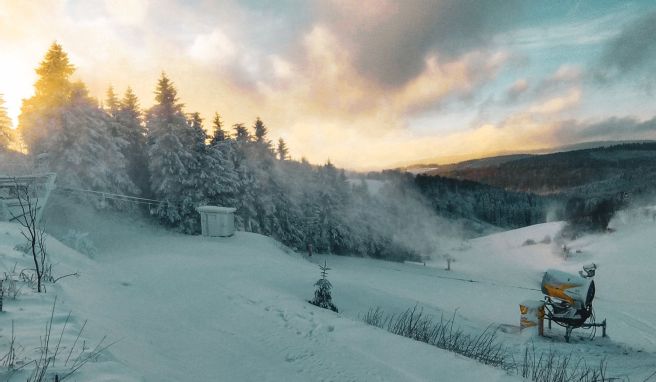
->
[541, 269, 595, 310]
[540, 264, 606, 342]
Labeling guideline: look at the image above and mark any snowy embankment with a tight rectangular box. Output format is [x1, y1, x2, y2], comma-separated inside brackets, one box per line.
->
[1, 205, 655, 381]
[0, 215, 518, 381]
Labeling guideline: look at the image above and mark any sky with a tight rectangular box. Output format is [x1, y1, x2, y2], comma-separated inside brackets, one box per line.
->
[1, 0, 656, 170]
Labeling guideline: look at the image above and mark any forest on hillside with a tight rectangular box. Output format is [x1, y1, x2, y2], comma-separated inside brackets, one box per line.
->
[434, 143, 656, 200]
[0, 43, 555, 261]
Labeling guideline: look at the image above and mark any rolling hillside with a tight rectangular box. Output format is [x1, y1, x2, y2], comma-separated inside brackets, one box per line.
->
[426, 142, 656, 200]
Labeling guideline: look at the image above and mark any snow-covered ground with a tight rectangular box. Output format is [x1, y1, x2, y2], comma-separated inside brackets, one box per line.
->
[1, 204, 655, 381]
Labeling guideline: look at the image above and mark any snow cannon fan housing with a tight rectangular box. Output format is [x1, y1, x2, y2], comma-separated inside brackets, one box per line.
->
[541, 269, 595, 309]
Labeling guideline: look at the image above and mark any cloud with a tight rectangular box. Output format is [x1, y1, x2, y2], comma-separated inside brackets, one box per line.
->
[188, 28, 237, 65]
[2, 0, 653, 170]
[316, 0, 522, 88]
[506, 79, 529, 101]
[597, 11, 656, 83]
[528, 87, 581, 114]
[560, 116, 656, 142]
[541, 65, 581, 92]
[495, 11, 623, 50]
[104, 0, 148, 25]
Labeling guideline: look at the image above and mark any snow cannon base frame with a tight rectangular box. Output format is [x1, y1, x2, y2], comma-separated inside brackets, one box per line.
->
[541, 267, 607, 342]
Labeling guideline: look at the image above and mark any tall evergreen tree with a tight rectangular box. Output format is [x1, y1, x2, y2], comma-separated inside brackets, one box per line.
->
[209, 112, 227, 145]
[48, 82, 135, 194]
[277, 138, 289, 161]
[32, 42, 75, 106]
[0, 94, 12, 150]
[233, 123, 250, 142]
[104, 86, 120, 118]
[117, 87, 150, 196]
[18, 42, 75, 154]
[16, 44, 135, 197]
[253, 117, 268, 143]
[186, 112, 206, 151]
[146, 73, 198, 229]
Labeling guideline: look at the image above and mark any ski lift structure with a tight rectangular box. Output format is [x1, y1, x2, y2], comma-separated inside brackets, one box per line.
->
[0, 173, 57, 223]
[541, 264, 607, 342]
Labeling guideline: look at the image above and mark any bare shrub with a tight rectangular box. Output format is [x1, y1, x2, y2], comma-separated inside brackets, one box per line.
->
[9, 180, 48, 293]
[1, 272, 22, 300]
[362, 306, 511, 369]
[0, 321, 21, 369]
[2, 298, 114, 381]
[362, 306, 623, 381]
[518, 344, 618, 382]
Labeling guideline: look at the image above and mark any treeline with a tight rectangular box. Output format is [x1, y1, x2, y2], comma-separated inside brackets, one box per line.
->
[438, 143, 656, 199]
[5, 43, 566, 260]
[415, 174, 550, 228]
[9, 42, 446, 261]
[369, 171, 552, 229]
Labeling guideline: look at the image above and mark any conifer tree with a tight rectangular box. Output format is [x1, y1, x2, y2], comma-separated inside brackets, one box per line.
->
[209, 112, 227, 145]
[233, 123, 250, 142]
[277, 138, 289, 161]
[186, 112, 206, 151]
[17, 44, 135, 196]
[253, 117, 268, 143]
[146, 73, 196, 226]
[117, 87, 150, 196]
[104, 86, 120, 119]
[309, 261, 338, 312]
[32, 42, 75, 106]
[49, 82, 135, 194]
[19, 42, 75, 154]
[0, 94, 12, 150]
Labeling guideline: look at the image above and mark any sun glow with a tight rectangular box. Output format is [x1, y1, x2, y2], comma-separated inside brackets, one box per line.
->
[0, 56, 36, 128]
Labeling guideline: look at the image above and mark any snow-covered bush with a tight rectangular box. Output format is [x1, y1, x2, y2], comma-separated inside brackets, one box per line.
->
[61, 230, 97, 257]
[309, 261, 338, 313]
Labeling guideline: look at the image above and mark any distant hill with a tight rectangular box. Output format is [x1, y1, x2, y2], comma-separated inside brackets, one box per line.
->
[404, 154, 535, 175]
[402, 140, 654, 174]
[427, 142, 656, 200]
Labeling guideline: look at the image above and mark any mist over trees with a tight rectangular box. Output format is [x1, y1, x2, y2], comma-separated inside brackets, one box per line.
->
[3, 42, 558, 261]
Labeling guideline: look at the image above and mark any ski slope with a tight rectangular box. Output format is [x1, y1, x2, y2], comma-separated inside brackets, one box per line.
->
[1, 205, 655, 380]
[0, 217, 518, 381]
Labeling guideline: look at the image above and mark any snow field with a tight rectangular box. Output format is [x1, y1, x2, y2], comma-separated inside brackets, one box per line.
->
[0, 206, 655, 381]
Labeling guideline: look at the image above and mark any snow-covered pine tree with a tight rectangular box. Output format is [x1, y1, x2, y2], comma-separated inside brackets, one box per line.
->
[17, 43, 135, 196]
[253, 117, 268, 145]
[49, 82, 136, 195]
[178, 112, 214, 233]
[0, 94, 13, 151]
[117, 87, 151, 197]
[209, 112, 227, 145]
[18, 42, 74, 155]
[311, 162, 351, 254]
[231, 118, 280, 235]
[233, 123, 250, 142]
[146, 73, 197, 228]
[104, 86, 120, 119]
[231, 145, 261, 232]
[309, 260, 338, 312]
[207, 113, 238, 209]
[276, 138, 289, 161]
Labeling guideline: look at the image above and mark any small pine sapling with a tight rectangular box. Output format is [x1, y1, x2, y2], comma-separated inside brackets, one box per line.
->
[309, 261, 338, 312]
